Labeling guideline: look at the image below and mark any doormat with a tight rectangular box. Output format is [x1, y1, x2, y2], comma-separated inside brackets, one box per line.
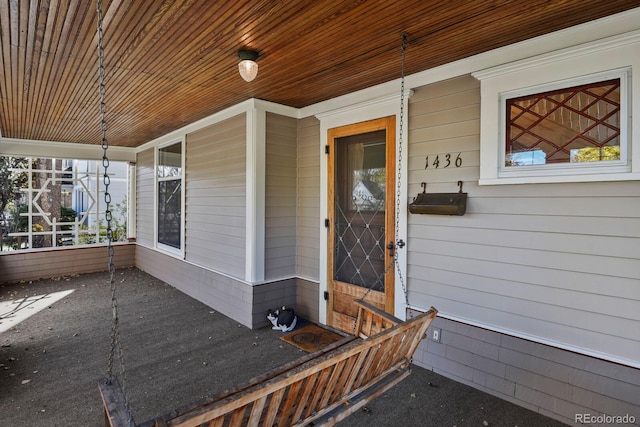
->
[280, 324, 344, 353]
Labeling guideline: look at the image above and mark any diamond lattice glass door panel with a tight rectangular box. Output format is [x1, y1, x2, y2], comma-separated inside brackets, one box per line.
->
[334, 131, 386, 291]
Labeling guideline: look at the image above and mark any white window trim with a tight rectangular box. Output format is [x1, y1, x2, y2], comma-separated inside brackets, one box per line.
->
[474, 30, 640, 185]
[154, 138, 185, 258]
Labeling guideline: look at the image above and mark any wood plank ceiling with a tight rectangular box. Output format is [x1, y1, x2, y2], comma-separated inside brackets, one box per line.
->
[0, 0, 638, 148]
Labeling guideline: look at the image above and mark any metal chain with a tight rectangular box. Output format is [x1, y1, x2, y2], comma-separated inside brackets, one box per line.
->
[397, 34, 410, 317]
[97, 0, 127, 399]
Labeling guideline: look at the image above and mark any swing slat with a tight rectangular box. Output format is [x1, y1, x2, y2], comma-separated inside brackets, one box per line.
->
[354, 300, 402, 339]
[99, 301, 437, 427]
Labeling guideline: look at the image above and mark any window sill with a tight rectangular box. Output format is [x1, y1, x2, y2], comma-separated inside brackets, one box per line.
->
[479, 171, 640, 185]
[155, 243, 184, 259]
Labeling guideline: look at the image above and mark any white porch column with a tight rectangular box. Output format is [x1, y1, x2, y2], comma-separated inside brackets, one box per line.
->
[245, 107, 266, 283]
[127, 162, 136, 240]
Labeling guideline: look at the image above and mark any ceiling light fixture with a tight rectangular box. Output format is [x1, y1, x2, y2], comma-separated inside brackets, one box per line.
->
[238, 50, 259, 82]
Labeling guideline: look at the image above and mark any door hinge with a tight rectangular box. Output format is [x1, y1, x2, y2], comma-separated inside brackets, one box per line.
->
[325, 145, 330, 154]
[324, 218, 330, 228]
[324, 291, 329, 301]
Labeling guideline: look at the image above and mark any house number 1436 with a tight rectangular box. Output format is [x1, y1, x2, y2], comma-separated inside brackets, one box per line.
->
[425, 152, 462, 169]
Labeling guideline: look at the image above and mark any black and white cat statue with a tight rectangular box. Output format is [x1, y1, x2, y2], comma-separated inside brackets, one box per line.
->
[267, 306, 297, 332]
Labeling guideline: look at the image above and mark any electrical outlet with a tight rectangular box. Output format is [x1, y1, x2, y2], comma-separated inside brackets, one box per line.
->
[431, 327, 441, 343]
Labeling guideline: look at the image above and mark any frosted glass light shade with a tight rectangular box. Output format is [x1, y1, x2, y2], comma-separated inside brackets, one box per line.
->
[238, 60, 258, 82]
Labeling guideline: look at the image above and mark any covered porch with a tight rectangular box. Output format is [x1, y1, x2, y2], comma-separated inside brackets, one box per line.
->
[2, 2, 640, 425]
[0, 267, 563, 426]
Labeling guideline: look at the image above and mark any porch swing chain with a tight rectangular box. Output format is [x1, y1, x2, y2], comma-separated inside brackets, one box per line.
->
[359, 33, 410, 317]
[97, 0, 127, 397]
[397, 33, 410, 317]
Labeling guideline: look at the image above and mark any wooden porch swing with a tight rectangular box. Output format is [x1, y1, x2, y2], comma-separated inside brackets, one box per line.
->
[99, 300, 437, 427]
[94, 1, 434, 423]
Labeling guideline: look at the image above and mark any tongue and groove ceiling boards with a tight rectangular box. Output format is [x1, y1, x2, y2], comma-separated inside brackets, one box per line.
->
[0, 0, 637, 147]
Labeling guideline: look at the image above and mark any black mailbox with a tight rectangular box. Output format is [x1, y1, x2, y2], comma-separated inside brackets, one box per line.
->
[408, 181, 467, 216]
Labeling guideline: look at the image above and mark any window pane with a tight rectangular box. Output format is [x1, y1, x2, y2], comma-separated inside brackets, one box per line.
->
[0, 157, 129, 251]
[334, 130, 386, 290]
[158, 142, 182, 177]
[505, 79, 621, 166]
[336, 130, 386, 212]
[158, 179, 181, 248]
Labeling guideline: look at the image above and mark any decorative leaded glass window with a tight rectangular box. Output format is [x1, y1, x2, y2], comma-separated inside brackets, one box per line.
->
[505, 79, 621, 167]
[474, 36, 638, 186]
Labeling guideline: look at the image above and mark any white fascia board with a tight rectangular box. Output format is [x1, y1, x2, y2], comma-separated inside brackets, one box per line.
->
[413, 7, 640, 87]
[0, 137, 136, 162]
[253, 99, 300, 118]
[136, 99, 258, 153]
[136, 98, 300, 154]
[301, 80, 399, 119]
[302, 7, 640, 120]
[472, 30, 640, 81]
[131, 7, 640, 155]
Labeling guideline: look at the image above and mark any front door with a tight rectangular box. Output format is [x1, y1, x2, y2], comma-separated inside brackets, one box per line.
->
[327, 116, 396, 333]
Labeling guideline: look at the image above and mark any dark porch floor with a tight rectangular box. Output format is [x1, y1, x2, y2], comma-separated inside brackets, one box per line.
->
[0, 267, 566, 426]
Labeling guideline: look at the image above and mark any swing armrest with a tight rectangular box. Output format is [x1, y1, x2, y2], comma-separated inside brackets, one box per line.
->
[99, 377, 136, 427]
[353, 299, 403, 339]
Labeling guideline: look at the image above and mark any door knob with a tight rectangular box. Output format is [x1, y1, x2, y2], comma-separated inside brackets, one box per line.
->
[386, 242, 395, 257]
